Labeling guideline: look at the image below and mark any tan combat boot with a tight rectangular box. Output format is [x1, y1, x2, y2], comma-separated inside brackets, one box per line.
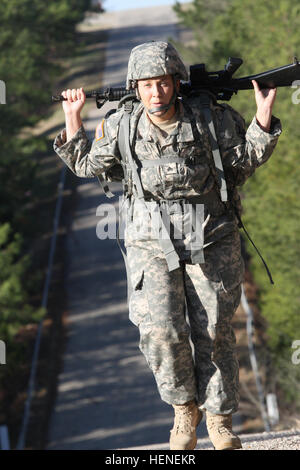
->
[206, 412, 242, 450]
[170, 400, 202, 450]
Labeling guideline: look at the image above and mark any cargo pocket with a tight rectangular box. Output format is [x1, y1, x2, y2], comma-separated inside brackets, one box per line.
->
[128, 269, 151, 327]
[218, 257, 244, 293]
[218, 258, 245, 315]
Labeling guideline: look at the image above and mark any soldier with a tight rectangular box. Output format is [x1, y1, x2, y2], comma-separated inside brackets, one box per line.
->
[54, 41, 281, 450]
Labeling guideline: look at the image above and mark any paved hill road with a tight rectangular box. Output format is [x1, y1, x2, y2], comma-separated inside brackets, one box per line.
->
[46, 5, 217, 451]
[46, 5, 300, 452]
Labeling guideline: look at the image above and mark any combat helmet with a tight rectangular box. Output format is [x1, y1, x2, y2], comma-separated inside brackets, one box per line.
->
[126, 41, 188, 114]
[126, 41, 188, 90]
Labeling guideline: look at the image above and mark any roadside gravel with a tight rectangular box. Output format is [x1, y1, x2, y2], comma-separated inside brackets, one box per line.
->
[199, 429, 300, 450]
[121, 428, 300, 450]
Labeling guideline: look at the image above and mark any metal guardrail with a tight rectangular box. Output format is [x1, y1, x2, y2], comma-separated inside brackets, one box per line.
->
[16, 166, 67, 450]
[241, 284, 279, 431]
[0, 425, 10, 450]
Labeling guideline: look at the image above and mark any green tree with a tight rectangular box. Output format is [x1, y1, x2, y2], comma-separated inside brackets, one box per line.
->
[0, 0, 91, 399]
[0, 223, 44, 341]
[0, 0, 90, 132]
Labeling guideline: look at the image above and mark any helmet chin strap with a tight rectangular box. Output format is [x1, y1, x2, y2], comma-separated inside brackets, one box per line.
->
[147, 90, 177, 115]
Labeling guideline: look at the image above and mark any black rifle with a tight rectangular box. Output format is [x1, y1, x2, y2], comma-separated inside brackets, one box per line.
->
[52, 56, 300, 106]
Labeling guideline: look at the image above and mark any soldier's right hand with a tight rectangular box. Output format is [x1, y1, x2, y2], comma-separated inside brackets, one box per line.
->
[62, 88, 86, 115]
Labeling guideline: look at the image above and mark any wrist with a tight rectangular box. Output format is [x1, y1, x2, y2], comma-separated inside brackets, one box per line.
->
[64, 109, 82, 119]
[65, 113, 82, 142]
[256, 108, 272, 132]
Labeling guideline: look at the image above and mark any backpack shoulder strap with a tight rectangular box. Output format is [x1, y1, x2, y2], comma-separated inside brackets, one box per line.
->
[118, 99, 145, 201]
[95, 108, 118, 199]
[197, 92, 228, 202]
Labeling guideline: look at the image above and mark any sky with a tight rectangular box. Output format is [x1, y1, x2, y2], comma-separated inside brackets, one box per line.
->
[102, 0, 190, 12]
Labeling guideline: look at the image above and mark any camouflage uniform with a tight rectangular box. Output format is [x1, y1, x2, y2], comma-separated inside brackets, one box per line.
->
[54, 44, 281, 415]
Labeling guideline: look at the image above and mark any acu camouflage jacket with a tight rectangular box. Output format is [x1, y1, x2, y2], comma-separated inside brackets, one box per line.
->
[53, 95, 281, 261]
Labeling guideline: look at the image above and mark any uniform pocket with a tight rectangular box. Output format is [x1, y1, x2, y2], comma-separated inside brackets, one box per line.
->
[128, 269, 151, 327]
[216, 259, 244, 321]
[218, 257, 245, 293]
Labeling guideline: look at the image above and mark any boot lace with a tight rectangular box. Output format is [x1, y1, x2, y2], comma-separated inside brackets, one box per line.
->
[174, 405, 196, 435]
[208, 415, 236, 437]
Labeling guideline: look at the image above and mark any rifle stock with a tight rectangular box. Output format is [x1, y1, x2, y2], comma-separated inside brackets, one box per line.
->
[51, 57, 300, 105]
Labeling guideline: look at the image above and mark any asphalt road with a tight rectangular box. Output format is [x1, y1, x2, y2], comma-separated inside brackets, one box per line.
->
[46, 5, 241, 450]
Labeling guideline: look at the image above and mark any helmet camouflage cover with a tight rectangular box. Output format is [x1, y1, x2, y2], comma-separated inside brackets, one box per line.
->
[126, 41, 188, 90]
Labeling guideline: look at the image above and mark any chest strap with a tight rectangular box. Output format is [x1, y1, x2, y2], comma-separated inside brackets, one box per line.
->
[139, 156, 190, 167]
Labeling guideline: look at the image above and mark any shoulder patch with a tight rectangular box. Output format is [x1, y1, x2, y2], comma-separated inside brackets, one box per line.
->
[95, 119, 105, 141]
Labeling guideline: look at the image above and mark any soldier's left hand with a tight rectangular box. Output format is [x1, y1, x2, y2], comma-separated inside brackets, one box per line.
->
[252, 80, 277, 132]
[252, 80, 277, 112]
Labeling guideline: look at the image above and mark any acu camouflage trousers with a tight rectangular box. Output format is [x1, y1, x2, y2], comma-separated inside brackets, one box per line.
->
[127, 230, 244, 415]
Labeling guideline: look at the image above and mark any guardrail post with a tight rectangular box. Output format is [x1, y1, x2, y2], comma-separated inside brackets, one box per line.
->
[0, 425, 10, 450]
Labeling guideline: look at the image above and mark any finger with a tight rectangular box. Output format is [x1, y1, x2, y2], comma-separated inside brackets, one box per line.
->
[77, 87, 85, 103]
[80, 87, 86, 102]
[252, 80, 260, 92]
[270, 88, 277, 103]
[66, 89, 72, 102]
[265, 87, 276, 99]
[71, 88, 77, 102]
[61, 90, 67, 99]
